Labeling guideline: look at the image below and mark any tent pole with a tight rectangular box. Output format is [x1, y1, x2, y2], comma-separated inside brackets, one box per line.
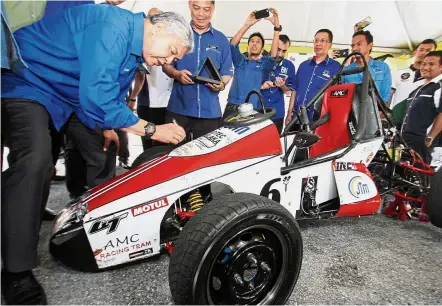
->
[394, 1, 414, 52]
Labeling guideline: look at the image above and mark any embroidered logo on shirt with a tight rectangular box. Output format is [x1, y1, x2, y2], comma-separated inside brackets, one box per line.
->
[123, 68, 130, 72]
[322, 70, 330, 78]
[206, 45, 219, 52]
[401, 72, 411, 81]
[281, 66, 288, 74]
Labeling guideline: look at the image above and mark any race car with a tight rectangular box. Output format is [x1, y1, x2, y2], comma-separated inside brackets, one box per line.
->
[49, 52, 440, 305]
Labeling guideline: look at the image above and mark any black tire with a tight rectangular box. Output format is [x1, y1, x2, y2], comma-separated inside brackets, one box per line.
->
[168, 193, 303, 305]
[131, 145, 174, 169]
[427, 167, 442, 228]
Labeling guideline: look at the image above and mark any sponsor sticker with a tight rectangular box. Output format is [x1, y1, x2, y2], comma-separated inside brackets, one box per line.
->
[331, 89, 348, 98]
[401, 72, 410, 81]
[348, 176, 370, 198]
[129, 248, 154, 260]
[334, 162, 357, 171]
[131, 198, 169, 217]
[89, 212, 128, 235]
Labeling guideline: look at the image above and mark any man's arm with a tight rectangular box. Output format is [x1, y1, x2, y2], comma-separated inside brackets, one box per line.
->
[163, 64, 194, 85]
[266, 8, 280, 58]
[78, 24, 185, 144]
[285, 90, 297, 125]
[380, 63, 393, 103]
[426, 113, 442, 147]
[126, 70, 145, 110]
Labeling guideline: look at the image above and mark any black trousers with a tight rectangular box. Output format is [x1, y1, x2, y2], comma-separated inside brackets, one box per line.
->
[1, 99, 55, 272]
[272, 118, 284, 135]
[116, 129, 129, 162]
[137, 105, 166, 151]
[165, 110, 221, 141]
[64, 115, 117, 198]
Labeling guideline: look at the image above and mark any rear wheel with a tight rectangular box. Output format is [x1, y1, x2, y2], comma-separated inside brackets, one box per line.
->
[168, 193, 303, 305]
[427, 167, 442, 228]
[131, 145, 174, 168]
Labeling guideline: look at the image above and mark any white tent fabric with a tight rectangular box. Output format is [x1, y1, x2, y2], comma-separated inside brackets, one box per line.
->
[119, 0, 442, 52]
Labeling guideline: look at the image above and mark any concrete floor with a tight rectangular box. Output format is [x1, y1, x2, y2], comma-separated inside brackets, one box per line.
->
[4, 134, 442, 305]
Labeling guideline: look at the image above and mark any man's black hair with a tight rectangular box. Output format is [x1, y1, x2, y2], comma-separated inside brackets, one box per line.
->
[315, 29, 333, 43]
[415, 39, 437, 51]
[279, 34, 291, 46]
[353, 30, 373, 45]
[248, 32, 265, 47]
[425, 51, 442, 65]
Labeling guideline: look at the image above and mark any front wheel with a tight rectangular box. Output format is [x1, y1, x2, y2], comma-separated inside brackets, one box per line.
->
[427, 167, 442, 228]
[168, 193, 303, 305]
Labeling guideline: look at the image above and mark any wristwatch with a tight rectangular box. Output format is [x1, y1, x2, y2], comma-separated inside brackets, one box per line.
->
[143, 122, 156, 140]
[425, 136, 434, 143]
[274, 25, 282, 31]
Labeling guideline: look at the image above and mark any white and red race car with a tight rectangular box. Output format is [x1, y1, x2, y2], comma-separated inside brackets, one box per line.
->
[49, 53, 440, 305]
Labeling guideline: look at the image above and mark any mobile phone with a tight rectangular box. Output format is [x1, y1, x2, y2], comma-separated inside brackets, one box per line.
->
[254, 9, 270, 19]
[338, 48, 349, 58]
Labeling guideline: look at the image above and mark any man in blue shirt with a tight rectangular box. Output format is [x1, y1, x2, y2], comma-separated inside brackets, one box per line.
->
[1, 6, 190, 304]
[286, 29, 341, 124]
[260, 34, 296, 133]
[163, 0, 233, 140]
[342, 30, 392, 103]
[223, 8, 281, 119]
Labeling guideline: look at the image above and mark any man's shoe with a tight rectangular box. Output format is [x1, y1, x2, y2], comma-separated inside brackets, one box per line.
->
[119, 160, 131, 170]
[43, 208, 57, 221]
[1, 270, 47, 305]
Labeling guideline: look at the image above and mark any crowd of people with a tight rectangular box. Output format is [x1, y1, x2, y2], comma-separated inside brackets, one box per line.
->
[1, 0, 441, 304]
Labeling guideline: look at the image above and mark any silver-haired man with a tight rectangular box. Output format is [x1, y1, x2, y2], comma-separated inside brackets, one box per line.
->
[1, 5, 193, 305]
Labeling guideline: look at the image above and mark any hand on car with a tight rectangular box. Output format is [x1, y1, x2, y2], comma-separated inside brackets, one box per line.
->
[175, 70, 194, 85]
[103, 130, 120, 152]
[151, 124, 186, 145]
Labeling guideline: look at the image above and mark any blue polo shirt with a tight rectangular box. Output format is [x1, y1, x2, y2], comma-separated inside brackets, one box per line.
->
[1, 4, 142, 131]
[342, 58, 392, 102]
[228, 44, 276, 108]
[294, 56, 341, 120]
[167, 24, 233, 119]
[261, 58, 296, 119]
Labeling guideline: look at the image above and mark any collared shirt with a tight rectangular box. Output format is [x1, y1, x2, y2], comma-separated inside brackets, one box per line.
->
[293, 56, 341, 120]
[167, 24, 233, 119]
[261, 58, 296, 119]
[342, 58, 392, 103]
[146, 65, 173, 108]
[391, 64, 423, 108]
[1, 4, 143, 131]
[227, 44, 275, 108]
[401, 74, 442, 138]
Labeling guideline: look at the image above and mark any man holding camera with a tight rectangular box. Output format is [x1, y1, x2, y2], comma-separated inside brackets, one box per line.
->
[223, 8, 281, 119]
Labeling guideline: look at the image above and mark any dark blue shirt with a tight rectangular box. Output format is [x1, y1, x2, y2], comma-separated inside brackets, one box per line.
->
[294, 56, 341, 120]
[228, 44, 275, 108]
[167, 24, 233, 119]
[261, 58, 296, 119]
[342, 58, 392, 102]
[1, 4, 143, 131]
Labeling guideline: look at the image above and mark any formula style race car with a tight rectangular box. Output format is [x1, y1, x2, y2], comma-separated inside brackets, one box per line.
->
[49, 53, 442, 305]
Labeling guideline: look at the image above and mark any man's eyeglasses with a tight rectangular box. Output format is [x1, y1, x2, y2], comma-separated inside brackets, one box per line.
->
[313, 39, 330, 44]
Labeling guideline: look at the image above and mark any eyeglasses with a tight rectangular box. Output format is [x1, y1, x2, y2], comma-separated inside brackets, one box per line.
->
[313, 39, 330, 44]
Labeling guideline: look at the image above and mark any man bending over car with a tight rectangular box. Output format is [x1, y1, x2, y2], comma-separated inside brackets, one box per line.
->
[1, 5, 191, 304]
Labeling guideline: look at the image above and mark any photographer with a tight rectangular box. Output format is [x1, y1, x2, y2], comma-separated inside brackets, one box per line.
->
[223, 8, 281, 119]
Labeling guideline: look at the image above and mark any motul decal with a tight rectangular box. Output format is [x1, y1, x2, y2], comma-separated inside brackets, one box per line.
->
[131, 198, 169, 217]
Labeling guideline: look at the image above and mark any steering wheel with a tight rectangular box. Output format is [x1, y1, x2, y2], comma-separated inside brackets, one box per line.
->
[223, 90, 276, 127]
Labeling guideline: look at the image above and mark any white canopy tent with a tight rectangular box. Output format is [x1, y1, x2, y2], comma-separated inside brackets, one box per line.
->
[119, 0, 442, 54]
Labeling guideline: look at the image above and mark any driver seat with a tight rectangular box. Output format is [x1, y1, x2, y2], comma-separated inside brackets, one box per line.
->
[309, 83, 357, 158]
